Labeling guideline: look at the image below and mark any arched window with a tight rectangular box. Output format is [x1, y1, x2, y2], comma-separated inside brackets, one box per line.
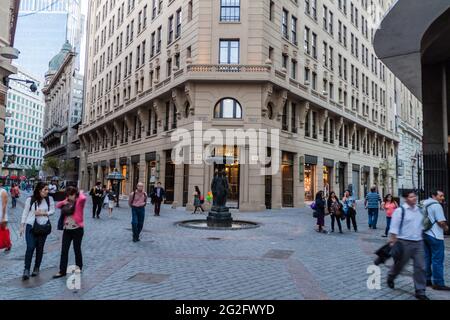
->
[214, 98, 242, 119]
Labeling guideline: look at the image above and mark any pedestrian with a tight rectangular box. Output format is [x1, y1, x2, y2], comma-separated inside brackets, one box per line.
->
[89, 182, 104, 219]
[192, 186, 205, 214]
[106, 188, 116, 218]
[20, 182, 55, 280]
[381, 194, 398, 237]
[0, 180, 10, 252]
[423, 189, 450, 290]
[128, 182, 148, 242]
[387, 190, 429, 300]
[152, 182, 165, 216]
[48, 180, 57, 200]
[365, 186, 382, 229]
[10, 183, 20, 209]
[328, 191, 343, 233]
[101, 185, 108, 209]
[342, 190, 358, 232]
[52, 186, 86, 279]
[315, 191, 327, 233]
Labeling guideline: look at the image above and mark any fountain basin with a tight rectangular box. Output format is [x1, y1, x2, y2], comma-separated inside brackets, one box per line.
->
[176, 220, 261, 230]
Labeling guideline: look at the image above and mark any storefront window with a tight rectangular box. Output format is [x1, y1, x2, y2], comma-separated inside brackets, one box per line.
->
[121, 165, 128, 194]
[323, 166, 331, 198]
[304, 164, 316, 201]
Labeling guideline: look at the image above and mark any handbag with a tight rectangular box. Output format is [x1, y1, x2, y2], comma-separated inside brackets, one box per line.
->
[0, 225, 11, 249]
[312, 210, 319, 218]
[33, 219, 52, 236]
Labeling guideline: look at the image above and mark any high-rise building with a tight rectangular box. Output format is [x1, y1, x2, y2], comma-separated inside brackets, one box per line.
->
[79, 0, 421, 211]
[14, 0, 84, 79]
[0, 0, 21, 172]
[2, 66, 45, 176]
[41, 41, 82, 184]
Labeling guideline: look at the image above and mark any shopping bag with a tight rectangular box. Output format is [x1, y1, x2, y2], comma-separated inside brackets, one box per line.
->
[0, 225, 12, 250]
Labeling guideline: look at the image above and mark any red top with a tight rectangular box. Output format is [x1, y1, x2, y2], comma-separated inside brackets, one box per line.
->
[384, 202, 398, 218]
[56, 193, 86, 228]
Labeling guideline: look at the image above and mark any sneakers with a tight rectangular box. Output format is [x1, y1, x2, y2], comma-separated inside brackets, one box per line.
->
[387, 278, 395, 289]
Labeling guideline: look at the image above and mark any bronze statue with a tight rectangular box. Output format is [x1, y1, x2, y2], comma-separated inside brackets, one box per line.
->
[211, 169, 229, 208]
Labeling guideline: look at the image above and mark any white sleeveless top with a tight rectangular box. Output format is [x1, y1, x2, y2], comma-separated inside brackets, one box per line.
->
[0, 188, 8, 222]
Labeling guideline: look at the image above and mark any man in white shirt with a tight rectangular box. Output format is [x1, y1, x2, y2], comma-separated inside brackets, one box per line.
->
[423, 190, 450, 291]
[387, 190, 428, 300]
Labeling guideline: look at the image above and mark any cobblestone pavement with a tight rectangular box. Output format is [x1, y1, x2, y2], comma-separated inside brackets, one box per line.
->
[1, 193, 450, 300]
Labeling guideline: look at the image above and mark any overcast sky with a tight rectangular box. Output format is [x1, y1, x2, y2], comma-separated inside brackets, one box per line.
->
[80, 0, 88, 74]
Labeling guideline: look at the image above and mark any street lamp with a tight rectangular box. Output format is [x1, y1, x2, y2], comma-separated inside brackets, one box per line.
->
[3, 77, 38, 93]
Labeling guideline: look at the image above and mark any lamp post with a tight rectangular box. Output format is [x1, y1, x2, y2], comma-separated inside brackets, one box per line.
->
[4, 77, 38, 93]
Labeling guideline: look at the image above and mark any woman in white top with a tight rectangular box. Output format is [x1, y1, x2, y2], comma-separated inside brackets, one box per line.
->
[0, 181, 10, 252]
[20, 182, 55, 280]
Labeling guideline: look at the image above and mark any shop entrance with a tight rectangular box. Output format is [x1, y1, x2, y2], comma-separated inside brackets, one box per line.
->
[282, 152, 294, 207]
[165, 150, 175, 204]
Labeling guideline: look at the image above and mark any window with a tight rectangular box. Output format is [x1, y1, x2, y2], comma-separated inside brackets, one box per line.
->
[176, 8, 182, 38]
[311, 0, 317, 20]
[157, 26, 162, 53]
[304, 27, 310, 54]
[269, 1, 275, 21]
[188, 1, 193, 21]
[282, 9, 289, 39]
[291, 16, 297, 44]
[168, 15, 174, 44]
[312, 72, 317, 90]
[220, 0, 240, 22]
[312, 32, 317, 59]
[291, 59, 297, 79]
[219, 40, 240, 64]
[214, 98, 242, 119]
[282, 102, 288, 131]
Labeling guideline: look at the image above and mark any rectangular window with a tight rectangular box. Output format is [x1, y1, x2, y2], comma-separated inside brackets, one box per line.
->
[291, 103, 297, 133]
[291, 59, 297, 79]
[220, 0, 240, 22]
[151, 32, 155, 56]
[168, 15, 174, 44]
[157, 26, 162, 53]
[176, 8, 182, 38]
[219, 40, 240, 64]
[282, 9, 289, 39]
[312, 32, 317, 59]
[291, 16, 297, 44]
[269, 1, 275, 21]
[304, 27, 310, 54]
[312, 72, 317, 90]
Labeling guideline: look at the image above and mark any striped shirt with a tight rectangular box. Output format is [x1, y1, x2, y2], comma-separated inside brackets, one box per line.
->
[365, 192, 381, 209]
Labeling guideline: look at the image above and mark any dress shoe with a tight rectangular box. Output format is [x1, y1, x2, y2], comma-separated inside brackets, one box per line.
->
[387, 278, 395, 289]
[31, 268, 40, 277]
[22, 269, 30, 281]
[432, 285, 450, 291]
[415, 294, 430, 300]
[52, 273, 67, 279]
[426, 280, 433, 287]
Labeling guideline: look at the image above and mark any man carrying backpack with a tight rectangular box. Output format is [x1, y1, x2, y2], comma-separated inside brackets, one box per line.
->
[128, 182, 147, 242]
[387, 190, 429, 300]
[423, 190, 450, 291]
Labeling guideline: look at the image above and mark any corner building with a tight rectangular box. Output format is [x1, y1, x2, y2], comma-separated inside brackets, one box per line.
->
[80, 0, 415, 211]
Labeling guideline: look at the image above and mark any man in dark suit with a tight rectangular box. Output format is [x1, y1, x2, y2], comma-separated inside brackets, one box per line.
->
[89, 182, 104, 218]
[152, 182, 165, 216]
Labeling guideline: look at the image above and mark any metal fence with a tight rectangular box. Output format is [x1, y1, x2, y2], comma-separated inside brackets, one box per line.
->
[423, 152, 449, 220]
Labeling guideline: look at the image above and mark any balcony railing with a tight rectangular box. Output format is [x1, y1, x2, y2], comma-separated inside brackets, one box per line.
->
[187, 64, 271, 73]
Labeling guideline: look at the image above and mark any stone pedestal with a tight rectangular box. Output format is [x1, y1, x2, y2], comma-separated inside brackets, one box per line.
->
[207, 206, 233, 228]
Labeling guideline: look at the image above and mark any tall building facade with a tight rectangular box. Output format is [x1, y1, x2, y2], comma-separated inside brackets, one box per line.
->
[79, 0, 418, 211]
[41, 41, 82, 183]
[2, 66, 45, 176]
[0, 0, 20, 171]
[15, 0, 84, 79]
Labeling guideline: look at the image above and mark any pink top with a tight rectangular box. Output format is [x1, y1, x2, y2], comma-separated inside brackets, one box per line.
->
[56, 193, 86, 228]
[384, 202, 398, 218]
[128, 191, 147, 208]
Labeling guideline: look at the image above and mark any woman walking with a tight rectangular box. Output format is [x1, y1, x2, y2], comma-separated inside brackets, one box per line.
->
[192, 186, 205, 214]
[53, 186, 86, 279]
[106, 188, 116, 218]
[342, 190, 358, 232]
[20, 182, 54, 280]
[10, 183, 20, 209]
[315, 191, 327, 233]
[381, 194, 398, 237]
[328, 191, 343, 233]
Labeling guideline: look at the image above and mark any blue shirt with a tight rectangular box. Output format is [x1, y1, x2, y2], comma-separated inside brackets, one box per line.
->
[343, 196, 355, 211]
[365, 192, 381, 209]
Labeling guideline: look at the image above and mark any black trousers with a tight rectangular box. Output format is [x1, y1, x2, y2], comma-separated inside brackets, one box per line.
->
[154, 199, 162, 215]
[331, 214, 342, 231]
[59, 228, 84, 274]
[346, 208, 358, 231]
[92, 198, 102, 217]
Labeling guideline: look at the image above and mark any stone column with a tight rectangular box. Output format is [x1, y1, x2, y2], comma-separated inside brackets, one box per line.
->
[294, 154, 305, 208]
[172, 163, 184, 208]
[272, 149, 282, 209]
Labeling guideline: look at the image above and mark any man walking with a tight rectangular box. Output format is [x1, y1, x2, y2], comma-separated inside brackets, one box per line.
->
[152, 182, 165, 216]
[89, 182, 104, 219]
[128, 182, 147, 242]
[365, 186, 382, 229]
[387, 190, 428, 300]
[423, 189, 450, 290]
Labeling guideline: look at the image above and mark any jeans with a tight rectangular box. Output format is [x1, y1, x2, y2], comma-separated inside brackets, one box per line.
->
[59, 228, 84, 274]
[154, 199, 162, 215]
[424, 233, 445, 286]
[385, 217, 392, 236]
[368, 208, 379, 228]
[388, 239, 426, 295]
[11, 197, 16, 208]
[131, 207, 146, 240]
[24, 224, 48, 271]
[331, 214, 342, 232]
[346, 208, 358, 231]
[92, 198, 102, 217]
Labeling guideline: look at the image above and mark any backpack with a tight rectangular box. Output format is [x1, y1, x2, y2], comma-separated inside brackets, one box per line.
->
[422, 202, 440, 232]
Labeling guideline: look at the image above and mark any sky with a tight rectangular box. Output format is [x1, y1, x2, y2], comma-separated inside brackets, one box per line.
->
[80, 0, 88, 73]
